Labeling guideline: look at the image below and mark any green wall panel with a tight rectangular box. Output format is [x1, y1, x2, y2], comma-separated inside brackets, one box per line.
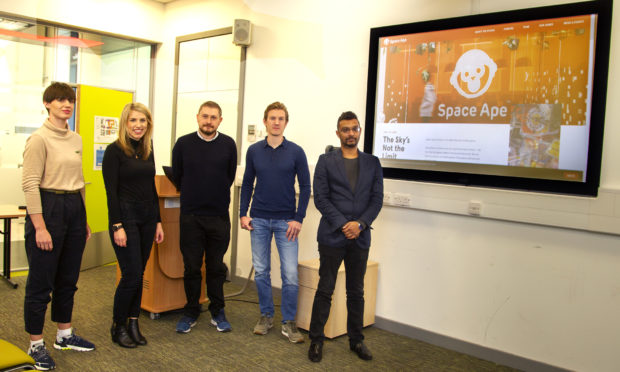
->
[78, 85, 133, 233]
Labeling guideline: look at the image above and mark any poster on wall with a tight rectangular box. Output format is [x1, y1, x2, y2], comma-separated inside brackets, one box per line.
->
[94, 116, 119, 143]
[93, 144, 106, 171]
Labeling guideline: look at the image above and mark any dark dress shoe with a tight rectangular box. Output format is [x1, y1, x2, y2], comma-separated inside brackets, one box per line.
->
[308, 341, 323, 362]
[350, 342, 372, 360]
[112, 322, 137, 348]
[128, 318, 147, 345]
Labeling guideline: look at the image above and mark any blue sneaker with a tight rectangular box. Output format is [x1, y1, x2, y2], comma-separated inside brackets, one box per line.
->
[210, 310, 232, 332]
[28, 342, 56, 370]
[176, 316, 197, 333]
[53, 332, 95, 351]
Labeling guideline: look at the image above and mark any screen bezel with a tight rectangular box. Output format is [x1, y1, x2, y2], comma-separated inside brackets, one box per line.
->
[363, 0, 613, 196]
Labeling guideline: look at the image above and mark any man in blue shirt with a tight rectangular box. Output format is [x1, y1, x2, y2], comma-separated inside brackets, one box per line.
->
[240, 102, 311, 344]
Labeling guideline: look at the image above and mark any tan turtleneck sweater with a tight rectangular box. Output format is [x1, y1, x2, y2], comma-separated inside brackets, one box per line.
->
[22, 119, 85, 214]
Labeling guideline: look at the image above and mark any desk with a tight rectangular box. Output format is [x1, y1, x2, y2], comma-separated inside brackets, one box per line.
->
[0, 205, 26, 289]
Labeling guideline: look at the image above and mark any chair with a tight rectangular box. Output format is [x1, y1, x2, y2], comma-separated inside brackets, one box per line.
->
[0, 340, 35, 371]
[325, 145, 339, 153]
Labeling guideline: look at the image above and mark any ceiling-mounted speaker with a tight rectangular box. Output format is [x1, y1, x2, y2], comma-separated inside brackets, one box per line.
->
[233, 19, 252, 46]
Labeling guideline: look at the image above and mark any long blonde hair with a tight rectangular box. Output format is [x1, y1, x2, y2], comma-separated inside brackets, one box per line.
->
[117, 102, 153, 160]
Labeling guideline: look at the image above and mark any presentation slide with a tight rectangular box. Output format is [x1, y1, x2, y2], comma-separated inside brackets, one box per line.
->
[372, 14, 596, 182]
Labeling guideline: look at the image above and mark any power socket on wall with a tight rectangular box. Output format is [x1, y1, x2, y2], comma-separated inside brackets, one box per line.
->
[383, 191, 411, 207]
[383, 192, 392, 205]
[468, 200, 482, 216]
[392, 193, 412, 207]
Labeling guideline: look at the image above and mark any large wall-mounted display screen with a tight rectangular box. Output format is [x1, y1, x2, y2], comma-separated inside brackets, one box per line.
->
[364, 0, 612, 196]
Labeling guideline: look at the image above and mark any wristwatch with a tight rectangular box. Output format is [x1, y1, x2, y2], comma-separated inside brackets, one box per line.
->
[358, 223, 363, 231]
[112, 223, 123, 232]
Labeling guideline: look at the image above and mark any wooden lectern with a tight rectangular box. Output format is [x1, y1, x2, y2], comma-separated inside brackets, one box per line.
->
[116, 175, 206, 319]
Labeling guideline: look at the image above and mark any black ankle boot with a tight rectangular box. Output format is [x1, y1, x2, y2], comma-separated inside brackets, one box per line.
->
[110, 322, 116, 341]
[112, 321, 137, 348]
[128, 318, 147, 345]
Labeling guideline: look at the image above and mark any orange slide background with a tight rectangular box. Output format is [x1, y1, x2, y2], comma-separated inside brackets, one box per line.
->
[380, 15, 594, 125]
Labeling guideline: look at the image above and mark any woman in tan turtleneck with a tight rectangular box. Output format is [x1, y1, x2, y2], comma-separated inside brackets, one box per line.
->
[21, 82, 95, 370]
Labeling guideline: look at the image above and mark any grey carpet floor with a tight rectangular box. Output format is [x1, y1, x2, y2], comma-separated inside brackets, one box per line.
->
[1, 264, 520, 371]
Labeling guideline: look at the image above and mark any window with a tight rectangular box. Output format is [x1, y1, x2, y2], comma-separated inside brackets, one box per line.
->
[0, 15, 155, 168]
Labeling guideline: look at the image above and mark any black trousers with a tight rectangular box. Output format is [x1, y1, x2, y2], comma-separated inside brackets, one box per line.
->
[180, 214, 230, 319]
[309, 241, 369, 346]
[24, 191, 87, 335]
[110, 199, 157, 323]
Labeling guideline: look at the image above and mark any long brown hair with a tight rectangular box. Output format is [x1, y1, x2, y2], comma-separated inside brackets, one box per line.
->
[117, 102, 153, 160]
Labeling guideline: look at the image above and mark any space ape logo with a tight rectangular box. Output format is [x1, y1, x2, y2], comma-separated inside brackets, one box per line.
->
[438, 49, 507, 121]
[450, 49, 497, 99]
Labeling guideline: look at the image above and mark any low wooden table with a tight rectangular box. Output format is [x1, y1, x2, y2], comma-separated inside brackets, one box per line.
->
[296, 258, 378, 339]
[0, 205, 26, 289]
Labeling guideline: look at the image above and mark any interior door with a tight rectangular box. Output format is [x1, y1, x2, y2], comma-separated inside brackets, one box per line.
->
[172, 30, 242, 275]
[174, 32, 240, 141]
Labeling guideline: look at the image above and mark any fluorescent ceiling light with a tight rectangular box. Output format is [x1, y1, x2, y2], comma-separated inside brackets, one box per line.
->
[0, 19, 31, 31]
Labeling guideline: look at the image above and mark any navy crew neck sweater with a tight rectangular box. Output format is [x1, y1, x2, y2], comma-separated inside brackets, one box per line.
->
[171, 132, 237, 216]
[240, 138, 311, 223]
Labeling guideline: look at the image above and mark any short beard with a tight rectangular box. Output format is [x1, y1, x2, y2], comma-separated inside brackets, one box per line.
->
[200, 127, 215, 137]
[341, 138, 358, 148]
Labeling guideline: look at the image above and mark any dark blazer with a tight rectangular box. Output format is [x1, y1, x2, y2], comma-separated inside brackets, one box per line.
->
[313, 149, 383, 249]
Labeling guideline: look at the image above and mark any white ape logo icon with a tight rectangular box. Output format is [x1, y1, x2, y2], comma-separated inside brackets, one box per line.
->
[450, 49, 497, 99]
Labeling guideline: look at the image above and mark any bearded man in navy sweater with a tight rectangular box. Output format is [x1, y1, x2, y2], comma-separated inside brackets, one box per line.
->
[240, 102, 311, 344]
[172, 101, 237, 334]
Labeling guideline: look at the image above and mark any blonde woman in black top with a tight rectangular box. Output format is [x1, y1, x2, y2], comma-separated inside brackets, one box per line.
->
[102, 102, 164, 348]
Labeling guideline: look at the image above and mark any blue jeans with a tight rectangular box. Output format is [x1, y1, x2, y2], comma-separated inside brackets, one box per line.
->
[250, 217, 299, 322]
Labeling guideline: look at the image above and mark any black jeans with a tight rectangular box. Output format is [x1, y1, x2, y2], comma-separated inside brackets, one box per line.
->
[309, 241, 369, 346]
[180, 214, 230, 319]
[24, 191, 87, 335]
[110, 199, 158, 323]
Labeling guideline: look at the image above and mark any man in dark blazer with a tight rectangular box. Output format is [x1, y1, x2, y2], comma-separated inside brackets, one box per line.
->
[308, 111, 383, 363]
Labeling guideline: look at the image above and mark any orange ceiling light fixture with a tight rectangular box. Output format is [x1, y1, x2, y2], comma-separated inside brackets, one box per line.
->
[0, 28, 103, 48]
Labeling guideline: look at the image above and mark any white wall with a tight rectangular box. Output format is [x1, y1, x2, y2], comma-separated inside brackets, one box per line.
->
[160, 1, 620, 371]
[4, 0, 620, 371]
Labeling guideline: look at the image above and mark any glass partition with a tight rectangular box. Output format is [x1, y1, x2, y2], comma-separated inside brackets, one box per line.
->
[0, 15, 155, 168]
